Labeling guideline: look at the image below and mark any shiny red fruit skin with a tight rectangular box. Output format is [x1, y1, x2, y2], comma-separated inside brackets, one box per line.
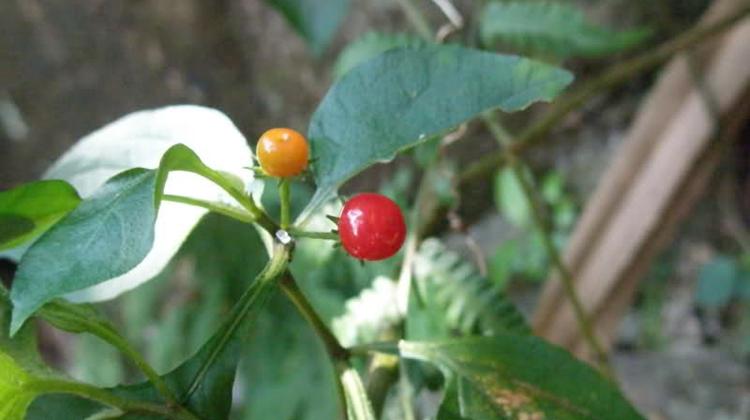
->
[338, 193, 406, 261]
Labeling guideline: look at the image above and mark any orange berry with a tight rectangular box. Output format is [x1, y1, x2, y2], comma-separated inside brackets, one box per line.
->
[256, 128, 309, 177]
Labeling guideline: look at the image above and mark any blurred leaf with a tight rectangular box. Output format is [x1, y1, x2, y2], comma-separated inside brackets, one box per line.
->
[0, 351, 39, 420]
[241, 294, 340, 420]
[30, 105, 254, 302]
[494, 167, 532, 228]
[0, 287, 48, 420]
[401, 336, 644, 419]
[10, 169, 158, 335]
[488, 242, 516, 290]
[333, 277, 401, 347]
[436, 378, 461, 420]
[341, 366, 376, 420]
[480, 1, 651, 58]
[411, 239, 530, 338]
[266, 0, 350, 54]
[303, 44, 573, 219]
[554, 197, 577, 229]
[541, 171, 564, 203]
[0, 180, 80, 251]
[0, 286, 45, 374]
[334, 32, 425, 78]
[71, 334, 125, 387]
[695, 256, 738, 309]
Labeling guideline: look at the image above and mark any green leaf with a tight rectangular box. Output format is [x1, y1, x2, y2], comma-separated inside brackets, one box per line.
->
[10, 169, 158, 335]
[695, 256, 738, 309]
[401, 336, 644, 419]
[0, 286, 46, 374]
[0, 351, 39, 420]
[10, 142, 258, 334]
[304, 44, 572, 218]
[266, 0, 350, 54]
[334, 32, 425, 78]
[31, 105, 255, 302]
[480, 2, 651, 59]
[340, 366, 376, 420]
[241, 293, 340, 420]
[28, 248, 288, 420]
[494, 166, 532, 228]
[0, 180, 80, 251]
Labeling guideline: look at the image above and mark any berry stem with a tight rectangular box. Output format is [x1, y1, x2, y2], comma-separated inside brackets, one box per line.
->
[279, 179, 291, 229]
[287, 228, 339, 240]
[162, 194, 256, 223]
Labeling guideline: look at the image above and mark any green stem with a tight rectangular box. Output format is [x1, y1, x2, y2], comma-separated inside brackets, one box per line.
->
[287, 228, 339, 240]
[86, 323, 178, 405]
[460, 5, 750, 184]
[396, 0, 434, 40]
[196, 171, 280, 234]
[26, 378, 195, 420]
[349, 341, 400, 357]
[279, 179, 291, 229]
[483, 113, 613, 376]
[163, 194, 256, 223]
[280, 273, 352, 419]
[280, 273, 350, 361]
[182, 242, 290, 401]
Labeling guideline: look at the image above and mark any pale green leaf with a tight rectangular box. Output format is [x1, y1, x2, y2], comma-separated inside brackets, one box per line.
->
[334, 32, 425, 78]
[480, 2, 651, 58]
[0, 180, 80, 251]
[266, 0, 350, 54]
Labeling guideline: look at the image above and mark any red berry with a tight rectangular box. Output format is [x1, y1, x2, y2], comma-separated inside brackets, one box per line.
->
[338, 193, 406, 261]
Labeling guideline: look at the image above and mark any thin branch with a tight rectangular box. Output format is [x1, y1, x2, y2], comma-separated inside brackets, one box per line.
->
[483, 113, 613, 376]
[27, 378, 197, 420]
[460, 6, 750, 184]
[280, 273, 350, 361]
[162, 194, 256, 223]
[396, 0, 434, 40]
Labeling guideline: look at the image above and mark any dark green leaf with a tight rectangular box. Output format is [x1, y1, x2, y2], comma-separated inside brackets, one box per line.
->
[304, 44, 572, 217]
[33, 106, 255, 303]
[401, 336, 644, 419]
[334, 32, 426, 78]
[266, 0, 350, 54]
[11, 144, 255, 334]
[695, 256, 738, 309]
[0, 180, 80, 250]
[480, 2, 651, 58]
[241, 293, 340, 420]
[28, 250, 286, 420]
[10, 169, 158, 334]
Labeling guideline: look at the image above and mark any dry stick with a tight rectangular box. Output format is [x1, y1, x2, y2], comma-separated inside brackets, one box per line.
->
[482, 114, 613, 377]
[460, 5, 750, 185]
